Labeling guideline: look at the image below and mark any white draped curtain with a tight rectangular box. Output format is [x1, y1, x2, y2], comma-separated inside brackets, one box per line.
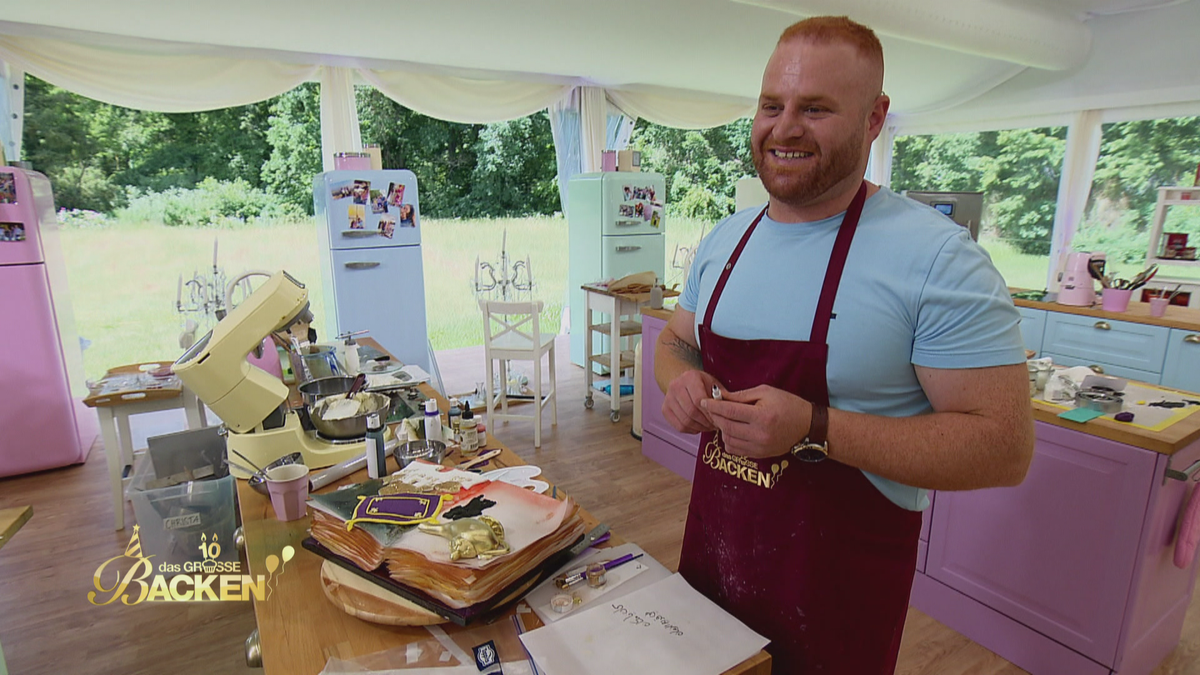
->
[0, 30, 755, 215]
[0, 58, 22, 163]
[606, 87, 753, 130]
[868, 122, 897, 188]
[0, 34, 317, 113]
[318, 67, 363, 172]
[1046, 109, 1104, 291]
[359, 68, 572, 125]
[548, 88, 643, 214]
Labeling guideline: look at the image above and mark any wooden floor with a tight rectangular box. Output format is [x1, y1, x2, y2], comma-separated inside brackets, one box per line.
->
[2, 336, 1198, 674]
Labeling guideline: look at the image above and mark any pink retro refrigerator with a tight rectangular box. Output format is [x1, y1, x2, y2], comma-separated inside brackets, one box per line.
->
[0, 167, 96, 477]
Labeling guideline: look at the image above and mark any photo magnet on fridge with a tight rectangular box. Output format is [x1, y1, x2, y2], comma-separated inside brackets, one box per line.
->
[623, 186, 632, 201]
[618, 204, 635, 218]
[370, 190, 388, 214]
[349, 204, 365, 229]
[650, 206, 662, 229]
[330, 180, 353, 200]
[387, 182, 406, 207]
[0, 223, 26, 242]
[398, 203, 416, 228]
[379, 214, 396, 239]
[0, 173, 15, 203]
[351, 180, 371, 204]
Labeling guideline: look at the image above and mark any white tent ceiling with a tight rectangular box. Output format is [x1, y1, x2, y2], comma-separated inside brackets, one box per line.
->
[0, 0, 1198, 129]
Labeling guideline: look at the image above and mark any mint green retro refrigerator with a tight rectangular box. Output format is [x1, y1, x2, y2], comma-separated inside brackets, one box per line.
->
[568, 172, 666, 368]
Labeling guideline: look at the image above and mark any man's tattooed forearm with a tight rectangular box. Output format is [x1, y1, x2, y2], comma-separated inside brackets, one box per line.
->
[665, 338, 703, 369]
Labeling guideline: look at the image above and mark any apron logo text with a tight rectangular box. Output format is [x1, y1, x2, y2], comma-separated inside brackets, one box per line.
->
[702, 435, 788, 489]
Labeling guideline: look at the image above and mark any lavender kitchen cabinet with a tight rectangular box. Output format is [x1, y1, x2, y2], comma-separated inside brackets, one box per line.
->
[640, 311, 701, 481]
[915, 422, 1200, 675]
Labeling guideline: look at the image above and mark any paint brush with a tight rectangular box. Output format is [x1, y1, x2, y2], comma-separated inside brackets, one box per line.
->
[553, 553, 644, 589]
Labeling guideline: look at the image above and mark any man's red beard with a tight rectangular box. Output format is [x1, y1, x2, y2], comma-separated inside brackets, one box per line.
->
[752, 127, 864, 210]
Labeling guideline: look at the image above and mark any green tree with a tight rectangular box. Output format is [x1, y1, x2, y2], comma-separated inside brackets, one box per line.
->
[356, 88, 482, 217]
[463, 114, 559, 217]
[20, 76, 118, 211]
[1090, 117, 1200, 229]
[261, 83, 323, 214]
[631, 118, 754, 221]
[979, 127, 1066, 255]
[892, 127, 1065, 255]
[890, 133, 984, 193]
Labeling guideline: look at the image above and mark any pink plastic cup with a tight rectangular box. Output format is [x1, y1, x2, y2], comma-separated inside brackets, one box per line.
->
[266, 464, 310, 521]
[1101, 289, 1133, 312]
[1150, 297, 1170, 318]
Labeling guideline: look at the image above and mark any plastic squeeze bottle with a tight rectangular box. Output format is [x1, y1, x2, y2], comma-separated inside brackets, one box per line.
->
[365, 412, 386, 479]
[424, 399, 443, 443]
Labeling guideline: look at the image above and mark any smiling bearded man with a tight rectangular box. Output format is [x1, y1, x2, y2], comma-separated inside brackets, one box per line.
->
[655, 15, 1034, 675]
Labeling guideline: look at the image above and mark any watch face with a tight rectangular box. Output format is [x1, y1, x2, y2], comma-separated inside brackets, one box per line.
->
[793, 443, 828, 463]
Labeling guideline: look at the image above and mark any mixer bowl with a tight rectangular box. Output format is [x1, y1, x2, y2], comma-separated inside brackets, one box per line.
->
[298, 375, 357, 409]
[310, 392, 392, 440]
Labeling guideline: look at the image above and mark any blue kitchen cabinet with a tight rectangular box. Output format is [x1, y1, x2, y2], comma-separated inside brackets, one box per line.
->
[1160, 327, 1200, 392]
[1039, 351, 1163, 383]
[1018, 307, 1047, 355]
[1041, 312, 1170, 382]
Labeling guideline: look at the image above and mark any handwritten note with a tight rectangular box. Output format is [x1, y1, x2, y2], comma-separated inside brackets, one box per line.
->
[519, 574, 769, 675]
[527, 542, 668, 624]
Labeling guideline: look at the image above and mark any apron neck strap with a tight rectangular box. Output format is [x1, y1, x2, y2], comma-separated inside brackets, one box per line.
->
[702, 205, 767, 329]
[702, 182, 870, 341]
[809, 181, 868, 345]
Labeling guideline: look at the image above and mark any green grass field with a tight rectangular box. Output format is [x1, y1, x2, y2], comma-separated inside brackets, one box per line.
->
[60, 216, 716, 381]
[59, 217, 1044, 381]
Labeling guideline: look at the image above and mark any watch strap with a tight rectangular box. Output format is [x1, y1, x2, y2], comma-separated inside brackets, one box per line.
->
[806, 403, 828, 445]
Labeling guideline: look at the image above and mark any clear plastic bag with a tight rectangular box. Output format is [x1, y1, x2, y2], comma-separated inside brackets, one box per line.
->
[319, 615, 541, 674]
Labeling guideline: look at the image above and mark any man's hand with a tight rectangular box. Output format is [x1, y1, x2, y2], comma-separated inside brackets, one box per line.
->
[662, 369, 723, 434]
[703, 385, 813, 459]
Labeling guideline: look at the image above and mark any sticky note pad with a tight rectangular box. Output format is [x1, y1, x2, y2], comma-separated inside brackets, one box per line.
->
[1058, 407, 1106, 423]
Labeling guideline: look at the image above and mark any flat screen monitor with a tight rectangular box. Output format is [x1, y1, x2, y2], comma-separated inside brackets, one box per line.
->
[902, 191, 983, 241]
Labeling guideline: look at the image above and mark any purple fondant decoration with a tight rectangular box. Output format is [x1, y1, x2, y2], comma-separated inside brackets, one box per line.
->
[345, 493, 445, 531]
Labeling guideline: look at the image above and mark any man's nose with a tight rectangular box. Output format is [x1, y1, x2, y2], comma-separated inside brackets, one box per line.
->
[772, 108, 807, 140]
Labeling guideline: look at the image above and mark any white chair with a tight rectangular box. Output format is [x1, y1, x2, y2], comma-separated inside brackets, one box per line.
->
[480, 299, 557, 448]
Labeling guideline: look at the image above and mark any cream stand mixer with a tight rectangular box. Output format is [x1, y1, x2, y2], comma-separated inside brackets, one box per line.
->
[174, 271, 390, 477]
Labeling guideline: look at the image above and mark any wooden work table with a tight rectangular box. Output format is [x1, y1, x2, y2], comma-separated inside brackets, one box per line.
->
[237, 340, 770, 674]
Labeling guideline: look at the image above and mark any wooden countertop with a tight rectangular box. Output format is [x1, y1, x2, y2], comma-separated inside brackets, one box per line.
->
[239, 338, 770, 675]
[1012, 295, 1200, 333]
[640, 309, 1200, 454]
[643, 307, 675, 322]
[0, 506, 32, 551]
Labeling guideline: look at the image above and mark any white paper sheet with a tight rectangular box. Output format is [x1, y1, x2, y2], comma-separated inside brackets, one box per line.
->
[525, 542, 671, 624]
[519, 574, 769, 675]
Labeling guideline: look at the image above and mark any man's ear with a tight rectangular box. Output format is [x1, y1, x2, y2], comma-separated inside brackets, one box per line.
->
[866, 93, 890, 143]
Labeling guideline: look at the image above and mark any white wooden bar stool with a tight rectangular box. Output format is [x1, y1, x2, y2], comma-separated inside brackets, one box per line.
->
[480, 300, 557, 448]
[84, 361, 209, 530]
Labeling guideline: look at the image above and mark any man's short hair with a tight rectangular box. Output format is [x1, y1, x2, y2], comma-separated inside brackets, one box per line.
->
[778, 16, 884, 71]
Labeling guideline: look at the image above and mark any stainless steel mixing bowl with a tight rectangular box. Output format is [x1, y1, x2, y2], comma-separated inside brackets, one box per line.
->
[393, 439, 446, 469]
[310, 392, 392, 440]
[298, 375, 357, 409]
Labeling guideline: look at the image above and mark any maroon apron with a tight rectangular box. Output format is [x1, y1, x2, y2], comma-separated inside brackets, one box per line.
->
[679, 183, 922, 674]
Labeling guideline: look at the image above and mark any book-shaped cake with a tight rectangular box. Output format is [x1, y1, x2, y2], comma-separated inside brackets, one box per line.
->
[309, 460, 585, 610]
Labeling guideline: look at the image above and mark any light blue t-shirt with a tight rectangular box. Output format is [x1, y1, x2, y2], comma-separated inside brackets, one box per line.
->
[679, 187, 1025, 511]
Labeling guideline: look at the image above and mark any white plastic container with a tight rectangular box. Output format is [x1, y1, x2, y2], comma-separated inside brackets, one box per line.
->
[125, 458, 237, 566]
